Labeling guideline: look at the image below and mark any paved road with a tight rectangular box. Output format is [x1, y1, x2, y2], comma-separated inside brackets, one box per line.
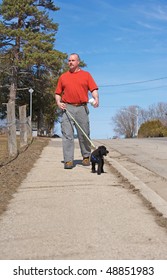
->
[0, 138, 167, 260]
[99, 137, 167, 179]
[95, 138, 167, 203]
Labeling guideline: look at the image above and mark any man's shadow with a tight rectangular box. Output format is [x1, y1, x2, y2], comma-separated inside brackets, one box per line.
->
[73, 159, 84, 167]
[61, 159, 83, 168]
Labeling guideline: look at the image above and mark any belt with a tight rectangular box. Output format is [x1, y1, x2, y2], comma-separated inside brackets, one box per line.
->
[66, 102, 87, 107]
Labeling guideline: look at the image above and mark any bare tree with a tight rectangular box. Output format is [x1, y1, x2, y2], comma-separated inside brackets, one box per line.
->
[112, 106, 139, 138]
[112, 102, 167, 138]
[140, 102, 167, 125]
[148, 102, 167, 120]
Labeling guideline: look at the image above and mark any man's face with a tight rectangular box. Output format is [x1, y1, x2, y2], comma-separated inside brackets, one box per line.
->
[68, 55, 80, 72]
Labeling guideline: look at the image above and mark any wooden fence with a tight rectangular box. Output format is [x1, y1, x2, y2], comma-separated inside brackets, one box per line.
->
[6, 101, 32, 157]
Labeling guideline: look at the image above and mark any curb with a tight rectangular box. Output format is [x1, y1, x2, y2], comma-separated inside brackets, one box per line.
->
[106, 156, 167, 219]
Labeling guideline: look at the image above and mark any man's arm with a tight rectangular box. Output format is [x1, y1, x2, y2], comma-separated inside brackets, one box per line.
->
[55, 94, 66, 110]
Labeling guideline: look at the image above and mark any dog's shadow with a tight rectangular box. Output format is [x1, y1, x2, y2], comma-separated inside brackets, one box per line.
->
[61, 160, 108, 174]
[92, 170, 107, 174]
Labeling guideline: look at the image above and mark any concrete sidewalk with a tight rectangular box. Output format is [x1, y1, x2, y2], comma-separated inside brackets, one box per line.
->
[0, 138, 167, 260]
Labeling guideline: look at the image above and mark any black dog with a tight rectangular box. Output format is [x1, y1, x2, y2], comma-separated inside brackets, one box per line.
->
[90, 145, 109, 175]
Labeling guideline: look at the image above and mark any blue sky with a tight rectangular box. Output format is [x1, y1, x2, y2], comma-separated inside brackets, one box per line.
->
[1, 0, 166, 138]
[52, 0, 167, 139]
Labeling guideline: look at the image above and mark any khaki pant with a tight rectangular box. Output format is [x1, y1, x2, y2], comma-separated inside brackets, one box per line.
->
[61, 104, 91, 163]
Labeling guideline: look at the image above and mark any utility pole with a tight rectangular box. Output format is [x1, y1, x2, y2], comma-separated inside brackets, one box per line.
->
[28, 88, 34, 121]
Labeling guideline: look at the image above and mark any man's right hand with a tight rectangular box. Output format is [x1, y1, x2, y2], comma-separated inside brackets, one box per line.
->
[57, 101, 66, 110]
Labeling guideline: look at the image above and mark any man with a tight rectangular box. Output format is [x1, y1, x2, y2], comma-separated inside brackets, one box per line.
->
[55, 53, 99, 169]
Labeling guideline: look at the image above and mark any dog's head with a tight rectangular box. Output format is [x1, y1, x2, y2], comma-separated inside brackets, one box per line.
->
[97, 145, 109, 156]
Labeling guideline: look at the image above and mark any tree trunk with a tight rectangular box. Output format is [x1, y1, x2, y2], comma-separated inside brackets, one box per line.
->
[9, 66, 17, 102]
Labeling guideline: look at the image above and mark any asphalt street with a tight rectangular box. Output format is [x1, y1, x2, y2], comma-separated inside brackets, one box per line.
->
[97, 138, 167, 202]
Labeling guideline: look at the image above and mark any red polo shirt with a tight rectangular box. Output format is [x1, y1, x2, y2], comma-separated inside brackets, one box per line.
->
[55, 70, 98, 104]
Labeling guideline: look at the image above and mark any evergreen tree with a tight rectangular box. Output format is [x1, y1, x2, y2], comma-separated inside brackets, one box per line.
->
[0, 0, 59, 98]
[0, 0, 66, 132]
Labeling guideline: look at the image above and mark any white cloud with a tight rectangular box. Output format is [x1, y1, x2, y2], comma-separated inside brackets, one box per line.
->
[136, 21, 162, 30]
[136, 3, 167, 21]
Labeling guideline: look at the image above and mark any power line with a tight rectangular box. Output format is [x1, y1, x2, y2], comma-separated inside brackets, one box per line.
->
[105, 85, 167, 95]
[99, 76, 167, 88]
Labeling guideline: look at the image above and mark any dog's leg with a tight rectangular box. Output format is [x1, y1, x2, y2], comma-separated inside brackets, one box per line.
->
[97, 160, 102, 175]
[101, 158, 104, 173]
[91, 162, 96, 173]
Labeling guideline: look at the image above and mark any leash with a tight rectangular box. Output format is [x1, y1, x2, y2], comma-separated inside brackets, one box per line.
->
[64, 108, 96, 150]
